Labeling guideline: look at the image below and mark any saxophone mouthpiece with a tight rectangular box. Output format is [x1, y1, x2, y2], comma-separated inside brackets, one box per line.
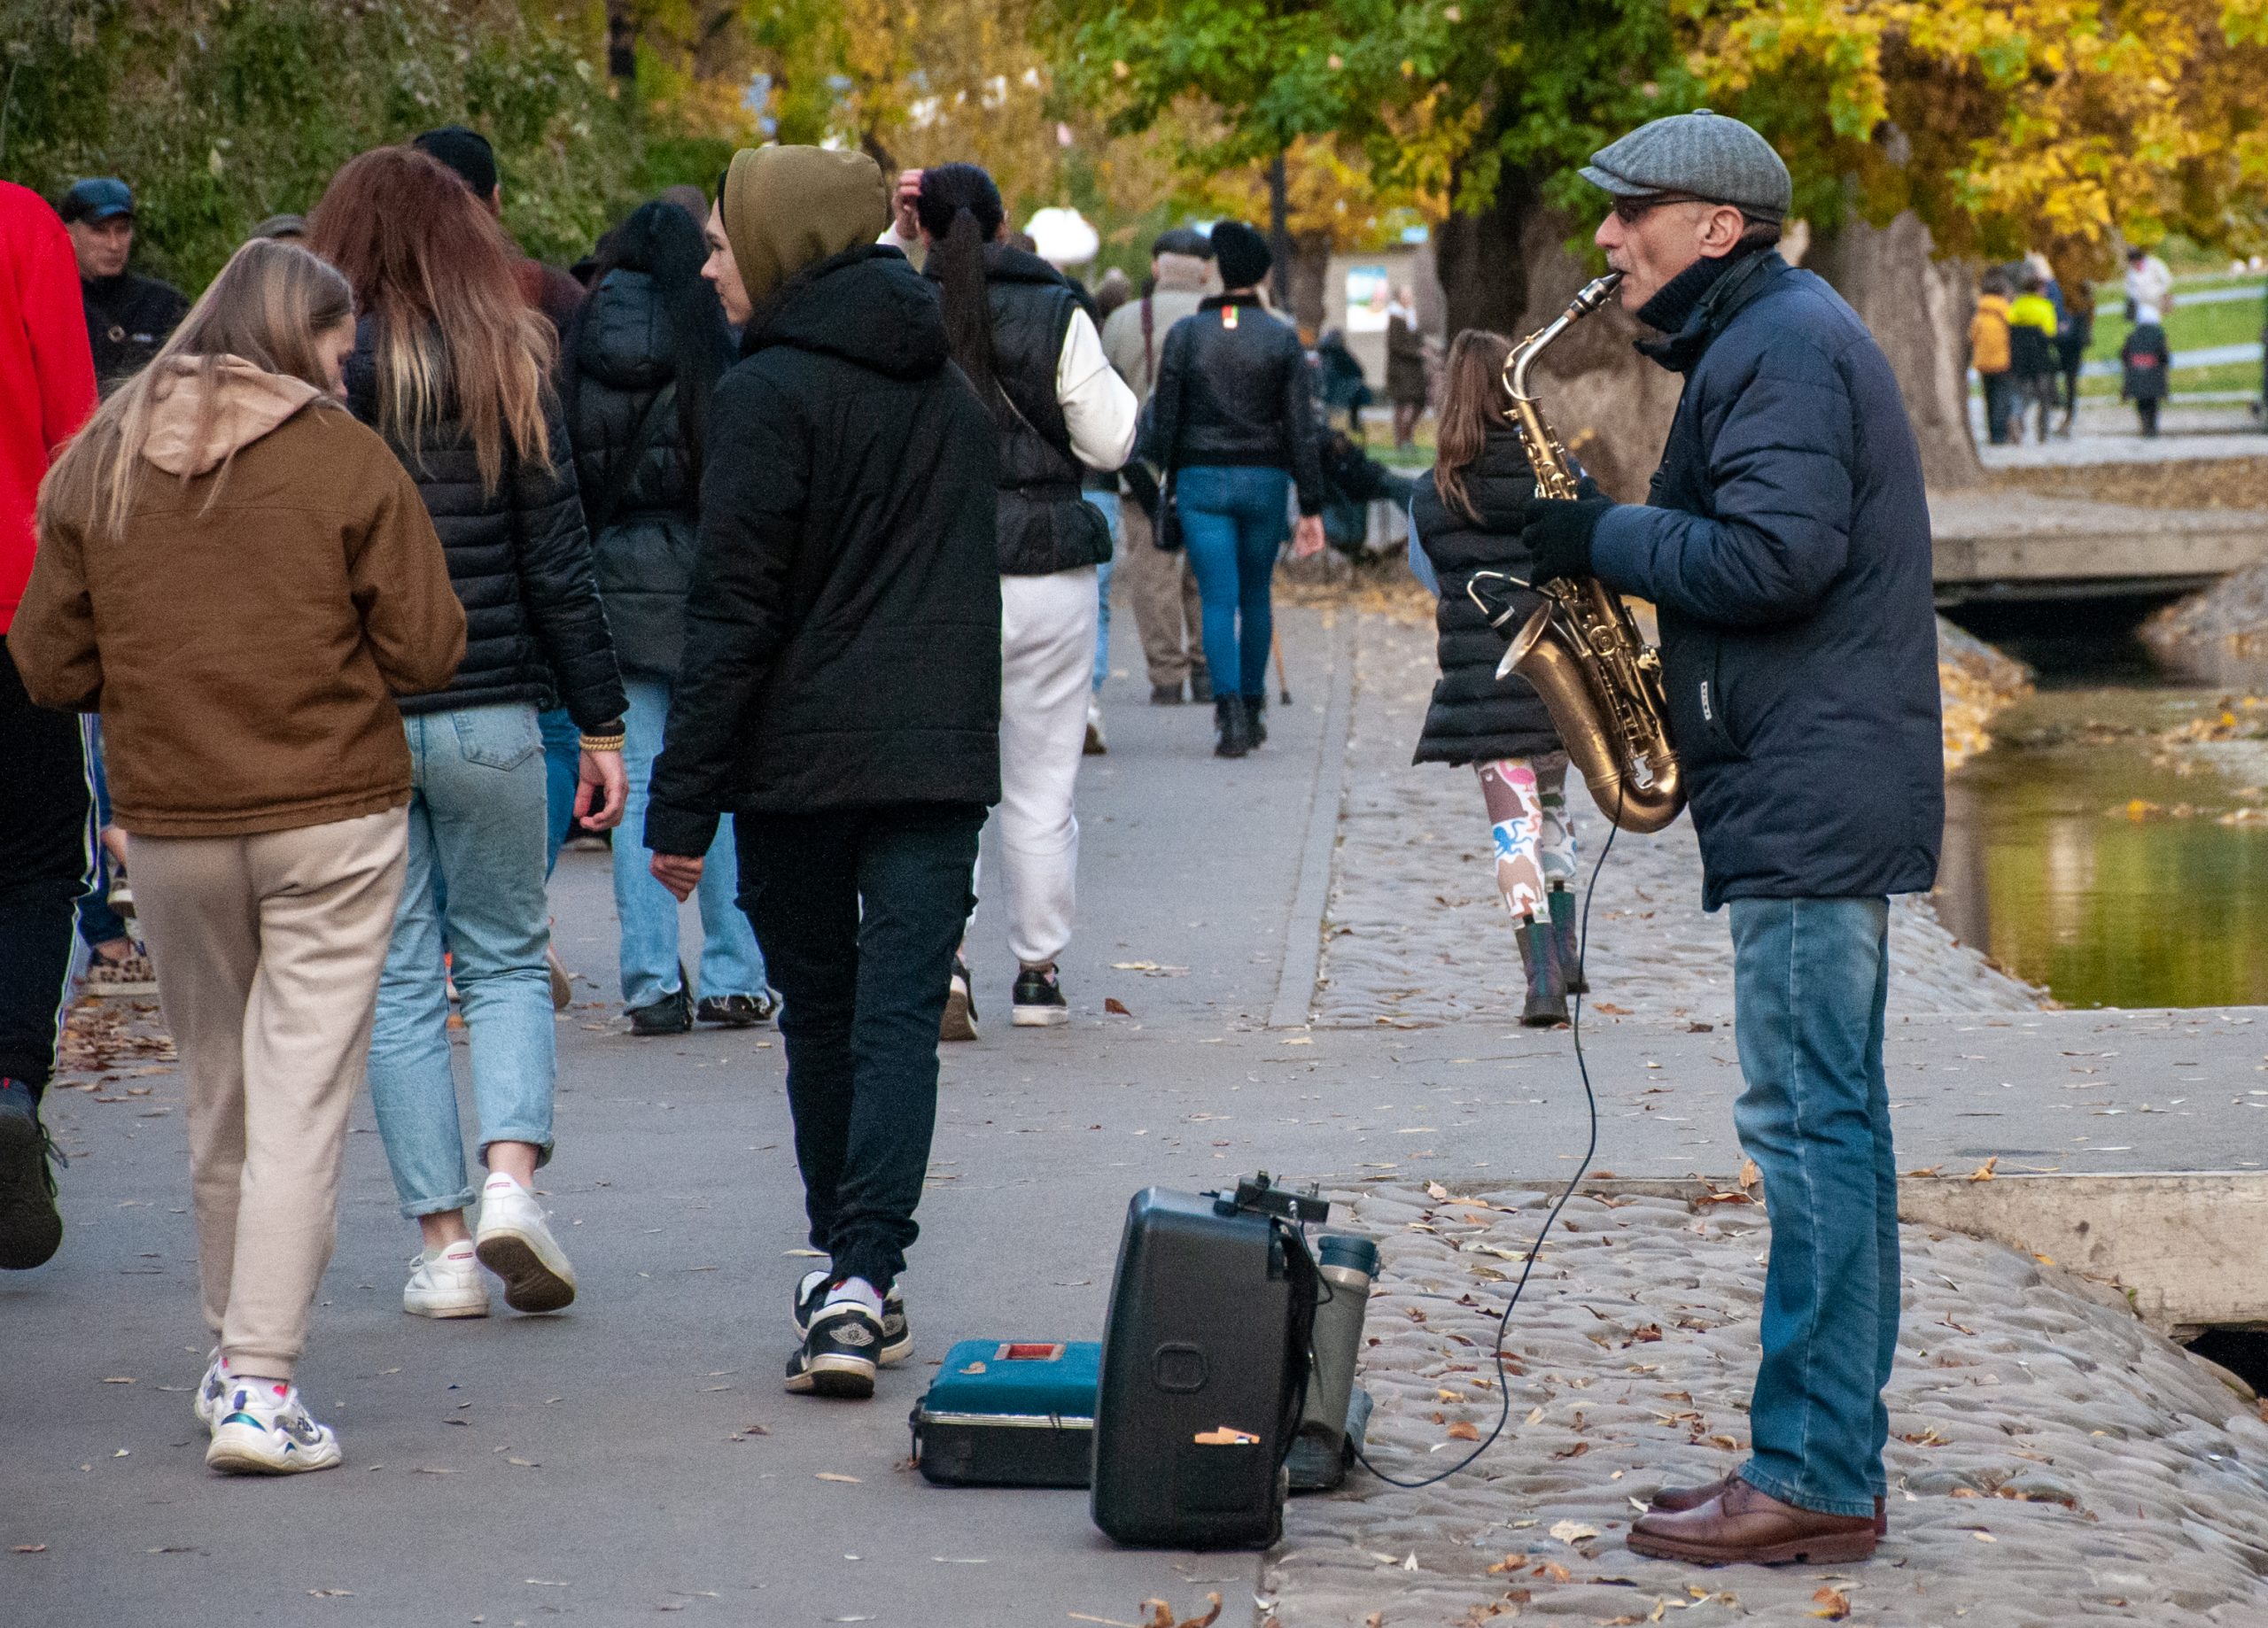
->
[1570, 272, 1625, 317]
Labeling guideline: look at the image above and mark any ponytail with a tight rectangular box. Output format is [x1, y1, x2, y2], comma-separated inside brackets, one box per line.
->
[915, 162, 1008, 412]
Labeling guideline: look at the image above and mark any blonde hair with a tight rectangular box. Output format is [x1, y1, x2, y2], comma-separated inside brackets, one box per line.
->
[40, 237, 353, 540]
[1431, 329, 1515, 525]
[308, 145, 554, 493]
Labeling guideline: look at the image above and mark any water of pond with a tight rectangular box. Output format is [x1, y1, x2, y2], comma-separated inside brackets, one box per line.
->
[1935, 612, 2268, 1009]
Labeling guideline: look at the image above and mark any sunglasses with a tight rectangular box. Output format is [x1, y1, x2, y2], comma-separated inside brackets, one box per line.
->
[1608, 192, 1716, 224]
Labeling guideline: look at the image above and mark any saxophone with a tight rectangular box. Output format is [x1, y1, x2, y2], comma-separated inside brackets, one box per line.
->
[1469, 271, 1686, 834]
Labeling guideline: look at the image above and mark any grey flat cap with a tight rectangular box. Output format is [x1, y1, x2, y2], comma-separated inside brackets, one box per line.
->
[1581, 110, 1792, 222]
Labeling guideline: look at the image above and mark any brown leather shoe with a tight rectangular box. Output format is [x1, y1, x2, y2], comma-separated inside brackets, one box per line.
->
[1651, 1475, 1888, 1536]
[1628, 1475, 1879, 1566]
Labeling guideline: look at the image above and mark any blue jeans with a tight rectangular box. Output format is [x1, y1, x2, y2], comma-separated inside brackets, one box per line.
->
[1727, 895, 1897, 1519]
[538, 707, 580, 876]
[735, 802, 983, 1291]
[368, 705, 556, 1217]
[614, 676, 766, 1010]
[75, 717, 128, 949]
[1087, 491, 1119, 694]
[1175, 465, 1289, 699]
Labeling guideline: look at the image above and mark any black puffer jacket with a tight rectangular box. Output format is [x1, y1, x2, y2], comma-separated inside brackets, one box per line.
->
[1410, 426, 1561, 765]
[564, 269, 723, 678]
[642, 244, 1001, 857]
[938, 243, 1112, 577]
[345, 320, 625, 730]
[1143, 292, 1324, 515]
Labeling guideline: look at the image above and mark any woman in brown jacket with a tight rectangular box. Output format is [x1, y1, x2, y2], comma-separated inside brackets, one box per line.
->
[12, 237, 465, 1477]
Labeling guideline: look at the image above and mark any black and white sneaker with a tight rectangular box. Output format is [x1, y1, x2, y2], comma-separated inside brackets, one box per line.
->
[785, 1301, 884, 1398]
[940, 954, 978, 1043]
[1010, 963, 1069, 1027]
[794, 1270, 911, 1365]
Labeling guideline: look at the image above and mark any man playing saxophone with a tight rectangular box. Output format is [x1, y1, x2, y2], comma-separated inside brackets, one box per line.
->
[1517, 111, 1943, 1566]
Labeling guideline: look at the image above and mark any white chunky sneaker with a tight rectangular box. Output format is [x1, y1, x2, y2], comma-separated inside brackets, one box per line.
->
[192, 1347, 230, 1430]
[475, 1173, 577, 1313]
[205, 1378, 343, 1475]
[403, 1240, 491, 1319]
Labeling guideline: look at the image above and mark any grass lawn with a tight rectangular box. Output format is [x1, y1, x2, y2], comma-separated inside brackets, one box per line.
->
[2076, 359, 2264, 399]
[2087, 290, 2264, 362]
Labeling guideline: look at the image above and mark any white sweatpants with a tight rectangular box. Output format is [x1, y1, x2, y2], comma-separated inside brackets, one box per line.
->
[981, 568, 1098, 968]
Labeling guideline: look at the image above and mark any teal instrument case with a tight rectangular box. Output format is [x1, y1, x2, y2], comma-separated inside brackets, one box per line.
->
[910, 1339, 1099, 1487]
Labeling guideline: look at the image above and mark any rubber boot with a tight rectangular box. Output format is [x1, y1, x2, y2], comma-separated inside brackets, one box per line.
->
[1515, 918, 1567, 1027]
[1548, 885, 1588, 995]
[1214, 694, 1252, 759]
[1246, 692, 1268, 747]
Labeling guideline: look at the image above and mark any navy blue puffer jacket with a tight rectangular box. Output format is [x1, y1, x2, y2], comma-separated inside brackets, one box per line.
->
[1588, 252, 1942, 909]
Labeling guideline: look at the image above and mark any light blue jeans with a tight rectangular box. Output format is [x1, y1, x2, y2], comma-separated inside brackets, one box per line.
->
[1087, 490, 1119, 694]
[1727, 895, 1897, 1519]
[614, 675, 766, 1010]
[368, 704, 556, 1218]
[1176, 464, 1291, 699]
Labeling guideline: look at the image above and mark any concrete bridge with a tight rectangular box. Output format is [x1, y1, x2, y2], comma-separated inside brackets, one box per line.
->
[1931, 488, 2268, 604]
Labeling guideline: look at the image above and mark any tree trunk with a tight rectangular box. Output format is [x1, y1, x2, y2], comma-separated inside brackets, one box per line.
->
[1806, 210, 1984, 491]
[1434, 159, 1539, 338]
[1286, 231, 1332, 340]
[605, 1, 637, 87]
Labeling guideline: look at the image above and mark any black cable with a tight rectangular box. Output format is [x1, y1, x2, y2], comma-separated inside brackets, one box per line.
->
[1350, 784, 1619, 1489]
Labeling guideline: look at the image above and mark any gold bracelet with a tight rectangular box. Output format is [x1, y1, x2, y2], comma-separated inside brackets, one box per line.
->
[579, 733, 625, 752]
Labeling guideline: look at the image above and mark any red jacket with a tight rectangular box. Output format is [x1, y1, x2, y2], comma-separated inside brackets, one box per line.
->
[0, 182, 97, 632]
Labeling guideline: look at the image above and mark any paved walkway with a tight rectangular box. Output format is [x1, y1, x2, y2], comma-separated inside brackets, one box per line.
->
[7, 602, 2268, 1627]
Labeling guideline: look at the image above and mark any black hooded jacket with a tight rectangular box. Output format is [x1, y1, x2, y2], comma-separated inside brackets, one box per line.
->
[642, 245, 1002, 857]
[344, 321, 625, 730]
[1409, 425, 1562, 764]
[564, 268, 714, 679]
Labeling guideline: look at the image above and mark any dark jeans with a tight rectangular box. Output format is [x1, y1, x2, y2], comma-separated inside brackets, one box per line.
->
[2137, 398, 2162, 438]
[76, 716, 127, 949]
[1727, 896, 1895, 1520]
[0, 639, 92, 1099]
[735, 802, 984, 1290]
[1177, 464, 1291, 699]
[1980, 371, 2015, 444]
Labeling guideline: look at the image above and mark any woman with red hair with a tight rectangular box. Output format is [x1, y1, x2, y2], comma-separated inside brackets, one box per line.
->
[310, 147, 625, 1327]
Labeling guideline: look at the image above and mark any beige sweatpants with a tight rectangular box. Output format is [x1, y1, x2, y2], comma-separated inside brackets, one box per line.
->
[1118, 500, 1208, 690]
[129, 808, 408, 1381]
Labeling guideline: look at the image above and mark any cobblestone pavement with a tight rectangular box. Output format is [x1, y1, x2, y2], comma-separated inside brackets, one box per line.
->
[1267, 1181, 2268, 1627]
[1315, 614, 2042, 1029]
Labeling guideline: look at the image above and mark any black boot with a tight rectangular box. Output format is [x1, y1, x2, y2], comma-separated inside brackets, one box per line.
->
[1246, 692, 1267, 746]
[1190, 669, 1213, 703]
[1213, 694, 1252, 758]
[1515, 918, 1566, 1027]
[1547, 885, 1588, 995]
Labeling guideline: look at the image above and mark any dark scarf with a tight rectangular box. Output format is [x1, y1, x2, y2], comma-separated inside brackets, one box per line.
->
[1634, 247, 1780, 374]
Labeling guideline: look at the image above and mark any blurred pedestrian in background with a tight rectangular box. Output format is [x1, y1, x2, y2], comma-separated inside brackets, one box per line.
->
[61, 178, 189, 398]
[1142, 221, 1325, 759]
[561, 198, 773, 1037]
[1099, 228, 1214, 706]
[15, 237, 464, 1472]
[1385, 283, 1427, 448]
[312, 145, 625, 1327]
[2121, 305, 2170, 438]
[2007, 271, 2060, 444]
[1969, 271, 2015, 445]
[2124, 242, 2172, 322]
[1312, 328, 1372, 430]
[2054, 277, 2094, 436]
[0, 178, 97, 1273]
[915, 162, 1135, 1033]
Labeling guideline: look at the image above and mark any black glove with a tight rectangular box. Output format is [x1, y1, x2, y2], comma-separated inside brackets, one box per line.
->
[1519, 492, 1612, 585]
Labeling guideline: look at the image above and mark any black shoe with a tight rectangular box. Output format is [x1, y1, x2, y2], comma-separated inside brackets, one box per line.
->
[628, 985, 693, 1036]
[795, 1271, 911, 1366]
[1190, 670, 1213, 703]
[785, 1301, 883, 1398]
[1516, 919, 1567, 1027]
[695, 990, 777, 1027]
[1010, 962, 1069, 1027]
[1547, 886, 1588, 995]
[0, 1085, 64, 1271]
[940, 953, 978, 1042]
[1150, 682, 1184, 706]
[1245, 692, 1268, 746]
[1213, 694, 1252, 759]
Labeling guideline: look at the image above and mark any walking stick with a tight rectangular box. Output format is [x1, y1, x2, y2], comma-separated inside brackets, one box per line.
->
[1271, 627, 1292, 704]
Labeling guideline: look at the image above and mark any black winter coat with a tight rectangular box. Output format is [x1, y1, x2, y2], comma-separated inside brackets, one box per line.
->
[344, 320, 625, 731]
[940, 244, 1113, 577]
[1410, 427, 1562, 764]
[1588, 252, 1943, 909]
[564, 268, 725, 678]
[1143, 293, 1324, 515]
[642, 245, 1001, 857]
[82, 271, 189, 396]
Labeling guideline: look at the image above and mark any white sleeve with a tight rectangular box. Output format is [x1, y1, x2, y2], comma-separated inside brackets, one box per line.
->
[877, 220, 923, 260]
[1056, 307, 1139, 470]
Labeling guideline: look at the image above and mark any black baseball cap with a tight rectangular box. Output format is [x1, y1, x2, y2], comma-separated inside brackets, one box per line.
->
[60, 178, 134, 224]
[413, 126, 499, 198]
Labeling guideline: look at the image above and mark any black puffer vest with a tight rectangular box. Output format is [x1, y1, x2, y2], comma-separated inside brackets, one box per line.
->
[1409, 426, 1562, 765]
[953, 244, 1111, 577]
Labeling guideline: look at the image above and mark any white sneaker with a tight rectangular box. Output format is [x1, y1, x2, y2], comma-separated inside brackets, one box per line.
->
[205, 1378, 343, 1475]
[1084, 698, 1107, 756]
[475, 1174, 577, 1314]
[192, 1347, 230, 1430]
[403, 1240, 491, 1319]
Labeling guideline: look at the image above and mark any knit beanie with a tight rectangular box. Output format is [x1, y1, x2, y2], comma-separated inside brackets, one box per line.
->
[719, 146, 890, 311]
[1211, 221, 1272, 291]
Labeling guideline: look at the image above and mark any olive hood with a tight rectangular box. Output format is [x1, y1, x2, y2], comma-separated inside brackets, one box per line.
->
[719, 146, 891, 313]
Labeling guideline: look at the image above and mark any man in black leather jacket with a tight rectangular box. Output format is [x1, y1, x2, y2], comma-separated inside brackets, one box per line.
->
[58, 179, 187, 397]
